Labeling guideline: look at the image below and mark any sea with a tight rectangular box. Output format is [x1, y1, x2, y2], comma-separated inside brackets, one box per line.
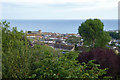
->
[3, 19, 118, 34]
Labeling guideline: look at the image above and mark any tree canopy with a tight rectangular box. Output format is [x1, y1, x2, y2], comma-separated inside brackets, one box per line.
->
[109, 31, 120, 39]
[78, 19, 111, 48]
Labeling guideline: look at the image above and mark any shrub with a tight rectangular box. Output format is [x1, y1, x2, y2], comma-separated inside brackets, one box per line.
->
[30, 51, 108, 79]
[2, 21, 32, 78]
[78, 48, 120, 78]
[2, 21, 108, 79]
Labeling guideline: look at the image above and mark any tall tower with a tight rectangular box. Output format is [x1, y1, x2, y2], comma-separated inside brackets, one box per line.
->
[38, 30, 42, 34]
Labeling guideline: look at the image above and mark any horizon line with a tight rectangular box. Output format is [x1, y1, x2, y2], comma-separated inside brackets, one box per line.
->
[1, 19, 118, 20]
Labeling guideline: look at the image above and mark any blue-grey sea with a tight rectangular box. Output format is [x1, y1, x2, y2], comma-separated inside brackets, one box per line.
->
[4, 19, 118, 34]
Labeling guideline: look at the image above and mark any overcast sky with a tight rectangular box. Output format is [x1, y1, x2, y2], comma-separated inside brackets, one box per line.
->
[0, 0, 119, 19]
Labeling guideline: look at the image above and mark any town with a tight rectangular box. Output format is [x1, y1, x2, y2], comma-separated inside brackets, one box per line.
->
[26, 29, 120, 53]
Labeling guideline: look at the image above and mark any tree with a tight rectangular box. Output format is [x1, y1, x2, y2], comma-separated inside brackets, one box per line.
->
[2, 20, 109, 79]
[118, 31, 120, 39]
[95, 32, 111, 47]
[0, 21, 2, 79]
[78, 19, 111, 48]
[28, 31, 31, 33]
[2, 21, 31, 78]
[109, 32, 119, 39]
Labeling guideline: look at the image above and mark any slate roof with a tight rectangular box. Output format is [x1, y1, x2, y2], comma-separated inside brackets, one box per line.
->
[54, 43, 74, 51]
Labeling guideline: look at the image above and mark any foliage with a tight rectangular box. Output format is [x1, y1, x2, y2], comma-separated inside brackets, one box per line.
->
[0, 21, 2, 79]
[2, 21, 109, 79]
[109, 31, 120, 39]
[78, 19, 111, 48]
[110, 42, 116, 46]
[29, 50, 108, 79]
[28, 31, 31, 33]
[78, 48, 120, 78]
[95, 32, 111, 48]
[2, 21, 31, 78]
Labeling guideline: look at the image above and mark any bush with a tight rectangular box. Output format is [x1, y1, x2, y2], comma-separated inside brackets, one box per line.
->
[2, 21, 32, 78]
[2, 21, 108, 79]
[30, 51, 108, 79]
[78, 48, 120, 78]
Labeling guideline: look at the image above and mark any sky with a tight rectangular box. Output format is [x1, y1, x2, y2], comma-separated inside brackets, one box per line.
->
[0, 0, 119, 19]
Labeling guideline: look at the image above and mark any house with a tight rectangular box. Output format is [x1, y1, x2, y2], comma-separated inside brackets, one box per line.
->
[26, 30, 42, 39]
[54, 43, 75, 51]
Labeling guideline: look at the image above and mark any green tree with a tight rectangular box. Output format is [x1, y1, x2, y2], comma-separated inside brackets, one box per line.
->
[109, 32, 119, 39]
[118, 31, 120, 39]
[78, 19, 111, 48]
[95, 32, 111, 47]
[28, 31, 31, 33]
[0, 21, 2, 79]
[2, 21, 31, 78]
[2, 20, 110, 79]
